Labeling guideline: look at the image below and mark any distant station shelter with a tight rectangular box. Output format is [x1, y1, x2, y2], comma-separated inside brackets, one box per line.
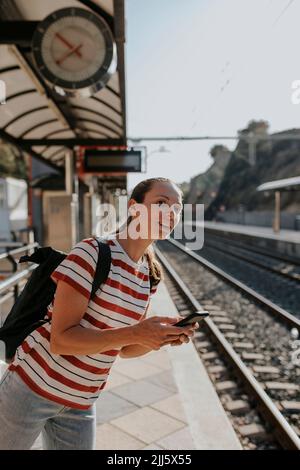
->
[257, 176, 300, 233]
[0, 1, 145, 251]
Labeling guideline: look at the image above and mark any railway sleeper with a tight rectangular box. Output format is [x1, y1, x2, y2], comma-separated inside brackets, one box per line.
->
[279, 401, 300, 414]
[238, 423, 271, 441]
[225, 399, 251, 414]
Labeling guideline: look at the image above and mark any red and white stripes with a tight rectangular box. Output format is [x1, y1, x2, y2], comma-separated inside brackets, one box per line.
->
[9, 236, 158, 409]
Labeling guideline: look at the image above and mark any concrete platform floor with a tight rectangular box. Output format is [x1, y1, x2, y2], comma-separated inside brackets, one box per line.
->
[195, 220, 300, 244]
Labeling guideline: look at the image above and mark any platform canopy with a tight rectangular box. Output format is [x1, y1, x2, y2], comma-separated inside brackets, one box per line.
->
[0, 0, 126, 173]
[257, 176, 300, 192]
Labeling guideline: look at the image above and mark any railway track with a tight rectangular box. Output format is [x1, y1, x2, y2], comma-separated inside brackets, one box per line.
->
[202, 229, 300, 266]
[155, 238, 300, 450]
[204, 232, 300, 283]
[179, 231, 300, 318]
[174, 237, 300, 330]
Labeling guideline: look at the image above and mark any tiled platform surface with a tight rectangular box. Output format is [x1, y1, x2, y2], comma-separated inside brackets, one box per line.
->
[2, 280, 241, 450]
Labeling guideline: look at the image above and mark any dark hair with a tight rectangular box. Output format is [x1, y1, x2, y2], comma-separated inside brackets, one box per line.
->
[114, 177, 182, 289]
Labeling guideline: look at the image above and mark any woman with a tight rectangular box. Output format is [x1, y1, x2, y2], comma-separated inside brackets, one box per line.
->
[0, 177, 198, 450]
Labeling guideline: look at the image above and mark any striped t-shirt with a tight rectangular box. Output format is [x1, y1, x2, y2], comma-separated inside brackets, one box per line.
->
[9, 235, 158, 409]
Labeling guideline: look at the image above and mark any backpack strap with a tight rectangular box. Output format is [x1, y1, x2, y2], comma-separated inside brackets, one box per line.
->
[90, 239, 111, 300]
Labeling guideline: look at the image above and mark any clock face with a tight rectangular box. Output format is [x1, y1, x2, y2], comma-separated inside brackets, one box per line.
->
[32, 7, 117, 97]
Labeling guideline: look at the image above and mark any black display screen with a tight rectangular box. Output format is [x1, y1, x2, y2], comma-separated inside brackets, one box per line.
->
[83, 149, 142, 172]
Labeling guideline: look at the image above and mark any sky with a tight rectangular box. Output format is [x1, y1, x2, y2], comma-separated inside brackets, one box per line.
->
[125, 0, 300, 192]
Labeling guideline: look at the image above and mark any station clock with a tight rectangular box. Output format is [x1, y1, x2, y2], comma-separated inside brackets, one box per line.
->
[32, 7, 117, 97]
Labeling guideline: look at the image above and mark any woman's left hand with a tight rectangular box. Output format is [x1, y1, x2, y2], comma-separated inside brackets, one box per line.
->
[169, 321, 199, 347]
[170, 335, 189, 346]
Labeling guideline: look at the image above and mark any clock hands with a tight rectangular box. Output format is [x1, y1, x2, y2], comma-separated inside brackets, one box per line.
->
[55, 32, 82, 58]
[56, 43, 83, 65]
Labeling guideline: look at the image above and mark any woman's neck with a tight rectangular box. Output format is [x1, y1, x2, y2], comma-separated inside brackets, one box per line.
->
[115, 231, 153, 264]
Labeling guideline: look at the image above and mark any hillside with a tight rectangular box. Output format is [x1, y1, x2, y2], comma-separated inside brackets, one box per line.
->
[183, 121, 300, 219]
[182, 145, 231, 207]
[206, 124, 300, 219]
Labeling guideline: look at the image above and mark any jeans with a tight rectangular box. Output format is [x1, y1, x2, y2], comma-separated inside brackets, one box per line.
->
[0, 368, 96, 450]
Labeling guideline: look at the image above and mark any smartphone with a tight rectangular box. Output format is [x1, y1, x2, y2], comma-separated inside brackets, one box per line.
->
[174, 311, 209, 327]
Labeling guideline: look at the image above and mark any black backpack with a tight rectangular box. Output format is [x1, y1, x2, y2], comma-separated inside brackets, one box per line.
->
[0, 238, 111, 363]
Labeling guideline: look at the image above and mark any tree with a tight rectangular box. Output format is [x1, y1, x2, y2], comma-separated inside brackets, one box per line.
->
[210, 145, 230, 159]
[0, 141, 27, 179]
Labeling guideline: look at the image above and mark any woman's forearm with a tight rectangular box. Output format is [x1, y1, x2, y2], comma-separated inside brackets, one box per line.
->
[119, 344, 153, 358]
[50, 324, 139, 355]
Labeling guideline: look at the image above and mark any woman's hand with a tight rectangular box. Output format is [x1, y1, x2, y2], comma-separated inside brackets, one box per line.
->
[133, 316, 196, 351]
[168, 320, 199, 347]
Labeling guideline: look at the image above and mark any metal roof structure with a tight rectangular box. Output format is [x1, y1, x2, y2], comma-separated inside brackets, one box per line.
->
[0, 0, 126, 174]
[257, 176, 300, 192]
